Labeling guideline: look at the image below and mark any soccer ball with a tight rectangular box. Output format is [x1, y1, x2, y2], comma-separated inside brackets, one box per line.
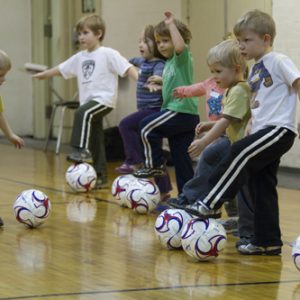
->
[111, 174, 136, 207]
[126, 178, 160, 214]
[65, 163, 97, 192]
[154, 209, 193, 249]
[292, 235, 300, 271]
[13, 189, 51, 228]
[181, 218, 227, 261]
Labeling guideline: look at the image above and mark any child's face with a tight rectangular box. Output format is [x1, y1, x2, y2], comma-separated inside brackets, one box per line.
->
[77, 26, 101, 52]
[139, 33, 154, 60]
[209, 63, 238, 89]
[0, 69, 8, 86]
[155, 34, 174, 59]
[236, 30, 269, 61]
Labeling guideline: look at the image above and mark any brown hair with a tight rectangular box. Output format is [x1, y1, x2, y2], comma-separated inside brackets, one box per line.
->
[154, 19, 192, 45]
[76, 14, 106, 41]
[143, 25, 165, 59]
[233, 9, 276, 46]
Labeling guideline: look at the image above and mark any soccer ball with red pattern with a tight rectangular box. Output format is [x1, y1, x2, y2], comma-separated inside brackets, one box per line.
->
[292, 235, 300, 271]
[13, 189, 51, 228]
[111, 174, 136, 207]
[126, 178, 160, 214]
[155, 209, 193, 249]
[181, 218, 227, 261]
[66, 163, 97, 192]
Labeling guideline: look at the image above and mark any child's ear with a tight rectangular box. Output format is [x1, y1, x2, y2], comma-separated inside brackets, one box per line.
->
[97, 30, 103, 40]
[263, 34, 272, 44]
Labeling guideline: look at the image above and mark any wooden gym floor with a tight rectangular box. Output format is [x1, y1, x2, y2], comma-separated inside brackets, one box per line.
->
[0, 139, 299, 300]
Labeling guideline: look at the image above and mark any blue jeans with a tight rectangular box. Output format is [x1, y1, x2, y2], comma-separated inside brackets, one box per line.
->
[182, 136, 231, 203]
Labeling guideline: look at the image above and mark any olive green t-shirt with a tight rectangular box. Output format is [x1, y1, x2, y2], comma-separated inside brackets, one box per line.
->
[222, 82, 251, 143]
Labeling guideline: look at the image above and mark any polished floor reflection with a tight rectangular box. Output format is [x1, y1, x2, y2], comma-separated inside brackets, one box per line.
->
[0, 143, 299, 300]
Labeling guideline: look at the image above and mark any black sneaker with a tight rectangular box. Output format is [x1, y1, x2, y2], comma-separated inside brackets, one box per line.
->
[237, 243, 281, 255]
[184, 200, 221, 219]
[134, 166, 165, 178]
[167, 196, 190, 209]
[67, 148, 93, 164]
[0, 217, 3, 227]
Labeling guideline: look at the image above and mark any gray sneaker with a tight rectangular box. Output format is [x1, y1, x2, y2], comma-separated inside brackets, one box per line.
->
[185, 201, 221, 219]
[219, 217, 238, 234]
[93, 177, 109, 190]
[235, 236, 253, 248]
[67, 148, 93, 164]
[238, 243, 281, 255]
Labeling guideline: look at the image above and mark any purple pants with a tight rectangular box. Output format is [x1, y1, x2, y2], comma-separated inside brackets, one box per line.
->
[118, 109, 172, 194]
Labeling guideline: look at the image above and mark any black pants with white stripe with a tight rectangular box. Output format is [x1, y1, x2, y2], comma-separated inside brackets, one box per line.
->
[71, 100, 112, 176]
[139, 109, 199, 193]
[202, 126, 295, 247]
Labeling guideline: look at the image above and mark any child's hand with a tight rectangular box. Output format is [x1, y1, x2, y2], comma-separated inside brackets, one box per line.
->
[188, 139, 206, 159]
[173, 87, 186, 99]
[164, 11, 175, 26]
[8, 134, 25, 149]
[147, 75, 162, 85]
[144, 83, 162, 92]
[195, 122, 212, 137]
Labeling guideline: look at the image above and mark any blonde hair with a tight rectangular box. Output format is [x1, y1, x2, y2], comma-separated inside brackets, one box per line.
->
[76, 14, 106, 41]
[154, 19, 192, 45]
[0, 49, 11, 71]
[233, 9, 276, 46]
[207, 39, 247, 74]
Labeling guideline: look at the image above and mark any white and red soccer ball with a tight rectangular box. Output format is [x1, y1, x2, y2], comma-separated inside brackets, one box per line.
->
[292, 235, 300, 271]
[66, 163, 97, 192]
[111, 174, 136, 207]
[125, 178, 160, 214]
[13, 189, 51, 228]
[181, 218, 227, 261]
[155, 209, 193, 249]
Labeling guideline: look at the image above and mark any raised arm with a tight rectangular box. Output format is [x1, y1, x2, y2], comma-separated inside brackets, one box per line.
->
[164, 11, 185, 54]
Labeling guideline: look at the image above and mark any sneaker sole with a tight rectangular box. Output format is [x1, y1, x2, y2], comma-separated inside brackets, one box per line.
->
[66, 156, 93, 164]
[185, 207, 221, 219]
[238, 247, 281, 256]
[167, 201, 187, 209]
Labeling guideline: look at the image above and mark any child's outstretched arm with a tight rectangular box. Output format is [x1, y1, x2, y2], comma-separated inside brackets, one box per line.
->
[0, 113, 24, 148]
[173, 82, 206, 99]
[164, 11, 185, 54]
[32, 66, 61, 80]
[126, 66, 139, 81]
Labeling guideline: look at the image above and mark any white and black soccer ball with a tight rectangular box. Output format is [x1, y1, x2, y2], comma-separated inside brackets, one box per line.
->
[111, 174, 136, 207]
[13, 189, 51, 228]
[181, 218, 227, 261]
[65, 163, 97, 192]
[292, 235, 300, 271]
[126, 178, 160, 214]
[155, 208, 193, 249]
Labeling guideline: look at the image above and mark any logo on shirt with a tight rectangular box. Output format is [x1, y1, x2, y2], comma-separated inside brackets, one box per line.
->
[82, 60, 95, 80]
[248, 61, 273, 109]
[207, 91, 223, 118]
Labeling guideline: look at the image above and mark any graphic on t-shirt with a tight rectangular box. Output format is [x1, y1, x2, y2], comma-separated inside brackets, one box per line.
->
[248, 61, 273, 109]
[82, 60, 95, 80]
[248, 61, 273, 93]
[207, 91, 223, 118]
